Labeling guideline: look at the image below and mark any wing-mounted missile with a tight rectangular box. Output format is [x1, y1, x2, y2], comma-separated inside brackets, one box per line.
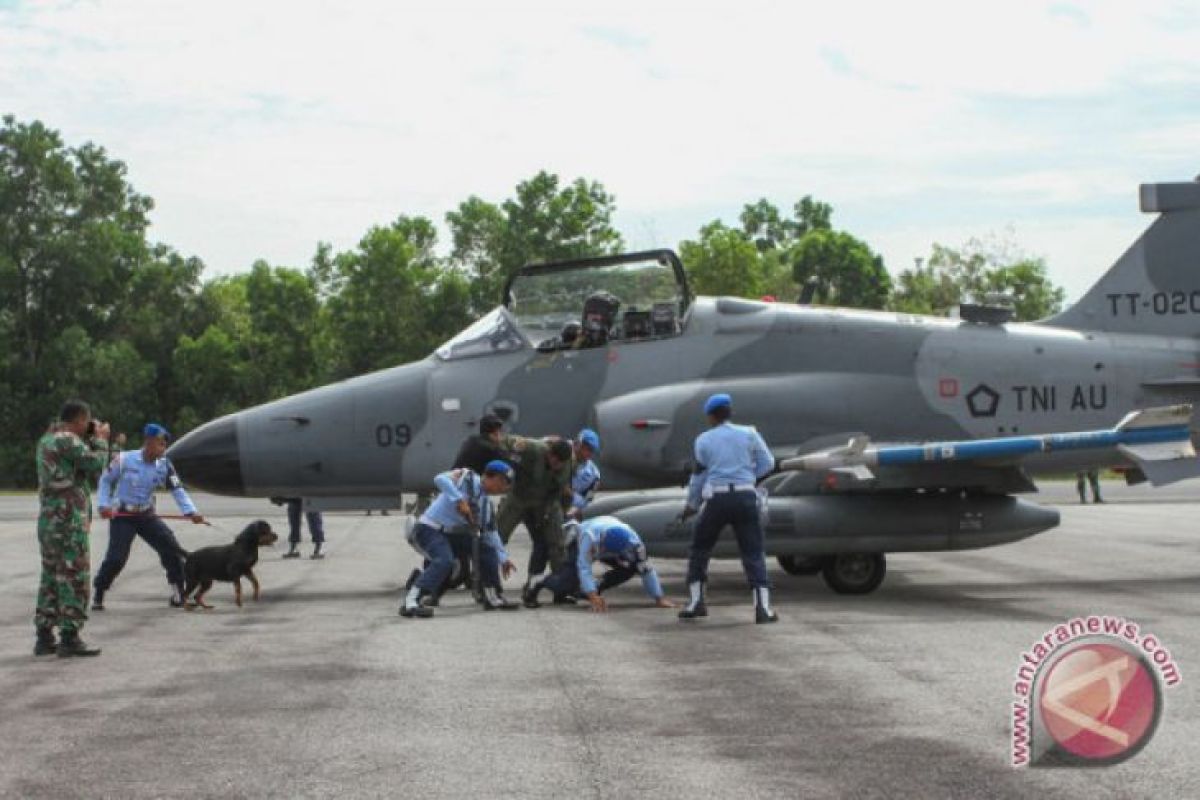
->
[779, 404, 1197, 488]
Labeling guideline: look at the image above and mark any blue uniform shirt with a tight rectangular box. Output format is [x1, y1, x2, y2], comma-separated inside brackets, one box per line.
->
[575, 516, 663, 598]
[420, 469, 507, 561]
[570, 459, 601, 510]
[97, 449, 198, 516]
[686, 422, 774, 509]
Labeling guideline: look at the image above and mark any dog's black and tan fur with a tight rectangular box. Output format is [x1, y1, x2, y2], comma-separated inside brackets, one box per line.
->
[182, 520, 279, 609]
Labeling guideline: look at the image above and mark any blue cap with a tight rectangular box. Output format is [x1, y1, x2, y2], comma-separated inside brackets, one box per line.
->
[483, 460, 515, 481]
[703, 393, 732, 415]
[578, 428, 601, 452]
[143, 423, 171, 441]
[601, 523, 637, 554]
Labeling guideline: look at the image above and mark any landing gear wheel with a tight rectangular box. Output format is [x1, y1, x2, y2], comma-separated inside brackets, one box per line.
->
[821, 553, 886, 595]
[777, 555, 825, 576]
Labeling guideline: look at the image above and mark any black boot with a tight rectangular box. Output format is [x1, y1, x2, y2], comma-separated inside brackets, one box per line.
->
[168, 582, 186, 608]
[521, 581, 542, 609]
[678, 580, 708, 619]
[57, 630, 101, 658]
[283, 543, 301, 559]
[92, 584, 106, 611]
[34, 627, 57, 657]
[310, 543, 324, 559]
[754, 587, 779, 624]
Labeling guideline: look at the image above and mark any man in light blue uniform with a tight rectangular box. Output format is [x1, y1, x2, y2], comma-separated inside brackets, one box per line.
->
[95, 423, 206, 609]
[401, 460, 519, 618]
[525, 516, 674, 612]
[680, 393, 778, 624]
[566, 429, 602, 521]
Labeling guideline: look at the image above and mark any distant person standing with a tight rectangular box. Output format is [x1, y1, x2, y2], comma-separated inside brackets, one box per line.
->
[34, 399, 111, 657]
[94, 423, 206, 610]
[280, 498, 326, 559]
[679, 393, 778, 624]
[1076, 469, 1103, 504]
[566, 429, 601, 521]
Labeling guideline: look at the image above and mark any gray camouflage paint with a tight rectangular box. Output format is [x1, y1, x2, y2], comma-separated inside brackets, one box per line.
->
[170, 178, 1200, 500]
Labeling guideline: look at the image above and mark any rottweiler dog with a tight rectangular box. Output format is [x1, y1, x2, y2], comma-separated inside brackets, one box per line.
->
[182, 520, 279, 609]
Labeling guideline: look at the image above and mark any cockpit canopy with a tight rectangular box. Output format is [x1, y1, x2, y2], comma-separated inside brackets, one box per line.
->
[435, 250, 691, 361]
[503, 249, 691, 351]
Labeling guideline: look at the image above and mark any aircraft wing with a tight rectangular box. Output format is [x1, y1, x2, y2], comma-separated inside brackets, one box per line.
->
[777, 405, 1198, 490]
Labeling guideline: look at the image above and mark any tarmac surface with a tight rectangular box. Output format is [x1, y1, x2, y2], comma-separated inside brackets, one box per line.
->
[0, 481, 1197, 799]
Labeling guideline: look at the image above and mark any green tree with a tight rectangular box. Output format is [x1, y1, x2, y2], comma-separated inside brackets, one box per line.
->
[0, 115, 166, 484]
[788, 230, 891, 309]
[320, 216, 471, 378]
[890, 237, 1065, 321]
[679, 221, 764, 297]
[446, 171, 624, 310]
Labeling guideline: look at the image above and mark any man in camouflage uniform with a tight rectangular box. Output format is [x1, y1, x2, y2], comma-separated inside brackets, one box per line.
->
[495, 436, 574, 590]
[34, 399, 112, 658]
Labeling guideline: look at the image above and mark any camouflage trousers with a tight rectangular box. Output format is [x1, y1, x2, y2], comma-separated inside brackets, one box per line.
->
[496, 496, 566, 574]
[35, 517, 91, 634]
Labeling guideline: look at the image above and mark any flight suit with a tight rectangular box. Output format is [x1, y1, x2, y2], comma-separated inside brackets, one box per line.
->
[495, 436, 572, 573]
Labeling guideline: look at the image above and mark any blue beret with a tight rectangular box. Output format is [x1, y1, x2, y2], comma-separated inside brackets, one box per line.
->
[601, 523, 637, 554]
[483, 460, 514, 481]
[143, 423, 171, 441]
[703, 393, 732, 415]
[578, 428, 601, 452]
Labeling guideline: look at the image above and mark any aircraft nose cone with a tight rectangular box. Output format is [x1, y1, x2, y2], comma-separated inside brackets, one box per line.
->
[167, 415, 245, 496]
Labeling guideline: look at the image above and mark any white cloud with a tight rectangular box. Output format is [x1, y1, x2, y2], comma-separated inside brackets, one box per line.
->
[1, 0, 1196, 294]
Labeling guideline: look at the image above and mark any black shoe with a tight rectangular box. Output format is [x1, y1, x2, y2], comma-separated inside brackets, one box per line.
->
[399, 604, 434, 618]
[310, 544, 325, 559]
[678, 601, 708, 619]
[522, 585, 542, 609]
[282, 545, 301, 559]
[168, 583, 185, 608]
[57, 632, 101, 658]
[552, 594, 578, 606]
[483, 590, 520, 611]
[34, 628, 56, 657]
[92, 586, 106, 611]
[755, 607, 779, 624]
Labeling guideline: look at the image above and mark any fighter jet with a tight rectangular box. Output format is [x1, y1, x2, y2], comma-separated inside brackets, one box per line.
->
[170, 176, 1200, 593]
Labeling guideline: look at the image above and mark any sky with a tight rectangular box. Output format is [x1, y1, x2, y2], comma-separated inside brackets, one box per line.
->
[2, 0, 1198, 302]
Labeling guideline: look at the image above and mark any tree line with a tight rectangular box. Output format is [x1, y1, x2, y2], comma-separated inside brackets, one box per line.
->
[0, 116, 1064, 486]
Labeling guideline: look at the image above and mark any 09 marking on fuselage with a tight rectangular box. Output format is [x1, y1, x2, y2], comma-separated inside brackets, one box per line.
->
[374, 423, 413, 448]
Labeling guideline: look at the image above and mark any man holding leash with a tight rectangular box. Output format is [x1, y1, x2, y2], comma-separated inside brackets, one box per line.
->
[94, 423, 206, 610]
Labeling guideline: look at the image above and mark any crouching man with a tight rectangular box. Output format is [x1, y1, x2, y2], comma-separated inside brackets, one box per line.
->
[524, 516, 675, 613]
[400, 460, 519, 618]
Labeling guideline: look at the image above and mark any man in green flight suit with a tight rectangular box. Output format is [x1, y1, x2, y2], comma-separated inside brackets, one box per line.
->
[495, 436, 574, 589]
[34, 399, 113, 658]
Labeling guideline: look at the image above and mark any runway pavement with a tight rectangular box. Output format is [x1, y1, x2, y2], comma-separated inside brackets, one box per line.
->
[0, 482, 1197, 798]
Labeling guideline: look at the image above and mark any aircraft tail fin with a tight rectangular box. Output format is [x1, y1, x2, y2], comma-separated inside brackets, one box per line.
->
[1040, 178, 1200, 337]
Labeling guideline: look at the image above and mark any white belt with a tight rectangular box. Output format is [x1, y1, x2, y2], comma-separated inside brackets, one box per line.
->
[705, 483, 755, 496]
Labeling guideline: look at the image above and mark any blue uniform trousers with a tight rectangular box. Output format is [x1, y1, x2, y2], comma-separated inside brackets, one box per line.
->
[541, 542, 639, 597]
[686, 491, 770, 588]
[412, 523, 500, 594]
[95, 514, 186, 590]
[285, 499, 325, 544]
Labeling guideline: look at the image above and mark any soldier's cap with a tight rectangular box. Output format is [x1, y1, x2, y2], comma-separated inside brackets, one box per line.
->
[483, 460, 515, 482]
[143, 423, 171, 441]
[703, 393, 732, 415]
[601, 523, 637, 554]
[578, 428, 601, 452]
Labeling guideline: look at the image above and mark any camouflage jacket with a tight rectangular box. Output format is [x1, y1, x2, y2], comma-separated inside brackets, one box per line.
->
[501, 435, 573, 505]
[36, 427, 110, 510]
